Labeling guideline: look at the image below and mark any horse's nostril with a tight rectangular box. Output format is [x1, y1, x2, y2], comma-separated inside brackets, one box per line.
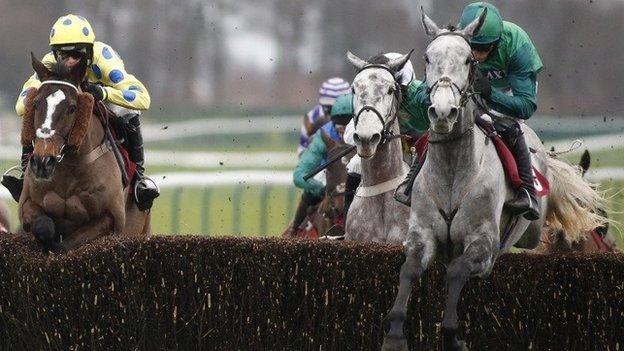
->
[450, 107, 459, 116]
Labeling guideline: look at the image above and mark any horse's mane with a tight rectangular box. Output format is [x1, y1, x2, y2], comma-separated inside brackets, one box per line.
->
[366, 53, 390, 65]
[365, 53, 400, 73]
[445, 24, 459, 32]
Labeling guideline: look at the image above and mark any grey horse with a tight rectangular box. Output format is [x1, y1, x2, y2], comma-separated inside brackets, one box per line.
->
[344, 52, 411, 243]
[382, 10, 607, 351]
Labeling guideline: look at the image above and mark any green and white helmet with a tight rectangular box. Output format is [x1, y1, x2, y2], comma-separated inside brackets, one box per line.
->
[459, 2, 503, 45]
[330, 93, 353, 126]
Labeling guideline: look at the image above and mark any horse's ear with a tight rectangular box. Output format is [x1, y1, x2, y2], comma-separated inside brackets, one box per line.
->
[579, 149, 591, 176]
[31, 52, 51, 81]
[347, 51, 367, 70]
[461, 7, 488, 38]
[67, 92, 94, 149]
[387, 49, 413, 73]
[21, 88, 39, 147]
[421, 7, 441, 37]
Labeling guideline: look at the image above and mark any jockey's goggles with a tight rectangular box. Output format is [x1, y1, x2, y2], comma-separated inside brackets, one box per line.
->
[52, 45, 88, 60]
[469, 42, 496, 53]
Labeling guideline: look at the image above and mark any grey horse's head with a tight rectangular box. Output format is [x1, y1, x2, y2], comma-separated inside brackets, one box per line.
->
[346, 51, 411, 158]
[421, 8, 487, 134]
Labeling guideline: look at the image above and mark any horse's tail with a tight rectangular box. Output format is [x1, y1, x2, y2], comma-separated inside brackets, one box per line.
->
[545, 155, 607, 242]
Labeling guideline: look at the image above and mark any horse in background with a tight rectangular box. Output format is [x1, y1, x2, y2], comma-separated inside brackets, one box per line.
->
[382, 11, 607, 351]
[19, 53, 150, 252]
[283, 130, 350, 239]
[538, 150, 619, 253]
[344, 52, 411, 243]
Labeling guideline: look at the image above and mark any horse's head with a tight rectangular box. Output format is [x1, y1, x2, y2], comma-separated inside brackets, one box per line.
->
[319, 131, 349, 222]
[421, 8, 487, 134]
[23, 53, 94, 180]
[346, 51, 411, 158]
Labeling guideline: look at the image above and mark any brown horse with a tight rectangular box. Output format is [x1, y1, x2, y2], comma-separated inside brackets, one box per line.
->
[19, 54, 150, 251]
[310, 131, 350, 237]
[283, 131, 350, 238]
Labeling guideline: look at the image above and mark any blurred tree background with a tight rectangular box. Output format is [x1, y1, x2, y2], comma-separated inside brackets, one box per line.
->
[0, 0, 622, 115]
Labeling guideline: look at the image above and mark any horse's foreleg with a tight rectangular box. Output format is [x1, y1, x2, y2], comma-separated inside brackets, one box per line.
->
[441, 236, 493, 351]
[382, 239, 433, 351]
[20, 199, 59, 251]
[60, 214, 114, 251]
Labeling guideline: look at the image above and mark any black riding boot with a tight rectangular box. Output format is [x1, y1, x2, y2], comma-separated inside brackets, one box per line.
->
[393, 153, 425, 206]
[289, 191, 322, 236]
[1, 145, 33, 202]
[495, 120, 540, 220]
[124, 114, 160, 211]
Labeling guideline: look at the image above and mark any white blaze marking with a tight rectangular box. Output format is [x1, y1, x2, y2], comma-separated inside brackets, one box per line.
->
[36, 89, 65, 139]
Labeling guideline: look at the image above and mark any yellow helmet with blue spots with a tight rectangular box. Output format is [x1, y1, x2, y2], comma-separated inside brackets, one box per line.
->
[49, 14, 95, 47]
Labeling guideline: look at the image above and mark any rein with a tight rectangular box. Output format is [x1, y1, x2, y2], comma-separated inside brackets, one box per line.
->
[352, 64, 403, 144]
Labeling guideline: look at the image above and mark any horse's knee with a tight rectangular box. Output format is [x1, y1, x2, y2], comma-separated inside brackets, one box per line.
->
[31, 215, 55, 243]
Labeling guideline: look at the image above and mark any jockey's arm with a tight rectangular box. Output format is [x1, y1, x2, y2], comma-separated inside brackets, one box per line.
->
[15, 52, 56, 117]
[93, 43, 150, 111]
[487, 46, 540, 120]
[293, 132, 327, 198]
[487, 72, 537, 120]
[399, 80, 430, 133]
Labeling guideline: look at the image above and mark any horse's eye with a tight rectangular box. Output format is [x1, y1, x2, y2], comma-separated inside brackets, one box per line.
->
[465, 57, 472, 65]
[423, 55, 430, 64]
[68, 105, 77, 114]
[387, 87, 395, 95]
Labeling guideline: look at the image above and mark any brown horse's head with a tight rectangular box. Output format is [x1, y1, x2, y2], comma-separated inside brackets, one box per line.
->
[318, 131, 349, 224]
[23, 53, 94, 180]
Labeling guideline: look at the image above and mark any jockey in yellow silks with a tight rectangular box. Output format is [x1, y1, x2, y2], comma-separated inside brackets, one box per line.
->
[4, 14, 159, 210]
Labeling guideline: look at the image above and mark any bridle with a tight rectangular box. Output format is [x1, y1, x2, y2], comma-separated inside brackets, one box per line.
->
[425, 30, 487, 145]
[426, 31, 481, 113]
[37, 79, 82, 164]
[352, 64, 403, 144]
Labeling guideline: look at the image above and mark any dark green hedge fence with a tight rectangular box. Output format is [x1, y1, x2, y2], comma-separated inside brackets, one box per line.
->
[0, 235, 622, 350]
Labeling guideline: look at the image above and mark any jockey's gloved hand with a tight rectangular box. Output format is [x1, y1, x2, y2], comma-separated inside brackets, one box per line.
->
[473, 70, 492, 100]
[84, 83, 106, 102]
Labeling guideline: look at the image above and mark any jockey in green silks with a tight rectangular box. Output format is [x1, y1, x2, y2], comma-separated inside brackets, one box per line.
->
[286, 93, 353, 237]
[394, 1, 544, 221]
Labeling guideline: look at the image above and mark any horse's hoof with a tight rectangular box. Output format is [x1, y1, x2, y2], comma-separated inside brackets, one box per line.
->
[381, 334, 409, 351]
[31, 215, 55, 244]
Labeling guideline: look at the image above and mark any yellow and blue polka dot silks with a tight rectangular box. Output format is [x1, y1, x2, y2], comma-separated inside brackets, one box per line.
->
[15, 41, 150, 117]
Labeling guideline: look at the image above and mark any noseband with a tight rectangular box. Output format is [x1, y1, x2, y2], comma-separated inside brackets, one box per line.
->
[352, 64, 403, 144]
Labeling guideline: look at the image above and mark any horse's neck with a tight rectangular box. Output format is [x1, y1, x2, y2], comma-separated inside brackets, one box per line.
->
[76, 113, 105, 156]
[360, 121, 407, 186]
[426, 105, 484, 197]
